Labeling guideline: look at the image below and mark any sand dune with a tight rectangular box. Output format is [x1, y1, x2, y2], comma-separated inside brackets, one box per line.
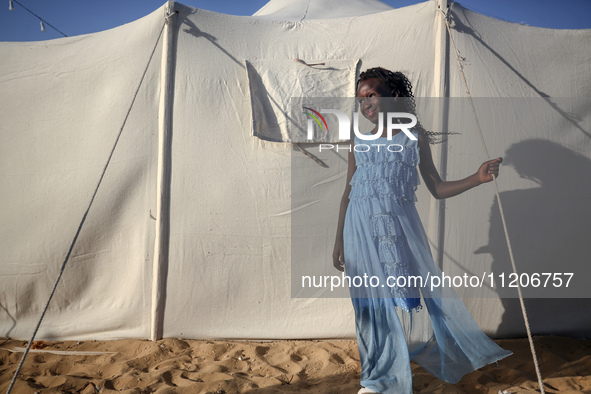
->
[1, 336, 590, 393]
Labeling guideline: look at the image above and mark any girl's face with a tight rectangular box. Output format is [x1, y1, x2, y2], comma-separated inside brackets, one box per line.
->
[356, 78, 397, 124]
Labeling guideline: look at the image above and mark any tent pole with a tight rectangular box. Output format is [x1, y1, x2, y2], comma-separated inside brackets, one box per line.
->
[427, 0, 450, 270]
[151, 1, 177, 341]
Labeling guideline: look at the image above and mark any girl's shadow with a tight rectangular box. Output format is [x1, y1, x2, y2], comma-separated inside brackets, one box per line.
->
[477, 139, 591, 338]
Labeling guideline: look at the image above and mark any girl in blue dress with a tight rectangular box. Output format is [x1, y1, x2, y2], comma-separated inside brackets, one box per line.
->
[332, 67, 511, 394]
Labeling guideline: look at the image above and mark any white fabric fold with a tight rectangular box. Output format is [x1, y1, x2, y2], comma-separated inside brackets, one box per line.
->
[246, 59, 359, 142]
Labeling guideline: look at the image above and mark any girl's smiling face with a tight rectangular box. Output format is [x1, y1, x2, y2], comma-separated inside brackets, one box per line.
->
[356, 78, 397, 124]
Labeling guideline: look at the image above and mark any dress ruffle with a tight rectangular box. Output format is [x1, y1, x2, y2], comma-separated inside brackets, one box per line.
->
[348, 136, 420, 203]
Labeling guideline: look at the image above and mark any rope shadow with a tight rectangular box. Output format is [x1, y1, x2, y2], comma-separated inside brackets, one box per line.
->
[447, 3, 590, 139]
[177, 5, 245, 69]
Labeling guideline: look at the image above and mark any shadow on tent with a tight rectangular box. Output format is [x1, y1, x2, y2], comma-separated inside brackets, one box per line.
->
[449, 5, 591, 140]
[478, 139, 591, 338]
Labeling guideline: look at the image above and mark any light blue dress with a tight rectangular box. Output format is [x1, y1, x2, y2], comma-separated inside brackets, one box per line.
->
[343, 131, 512, 394]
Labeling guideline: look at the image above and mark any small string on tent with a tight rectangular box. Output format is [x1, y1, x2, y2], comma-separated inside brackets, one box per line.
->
[8, 0, 68, 37]
[437, 4, 546, 394]
[295, 58, 326, 67]
[294, 143, 328, 167]
[5, 16, 169, 394]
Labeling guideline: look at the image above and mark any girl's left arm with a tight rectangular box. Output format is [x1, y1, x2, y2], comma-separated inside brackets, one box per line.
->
[418, 132, 502, 200]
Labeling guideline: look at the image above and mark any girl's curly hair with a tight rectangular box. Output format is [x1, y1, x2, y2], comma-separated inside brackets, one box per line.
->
[357, 67, 449, 143]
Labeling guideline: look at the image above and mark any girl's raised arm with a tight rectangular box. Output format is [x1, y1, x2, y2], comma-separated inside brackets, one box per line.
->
[418, 132, 502, 200]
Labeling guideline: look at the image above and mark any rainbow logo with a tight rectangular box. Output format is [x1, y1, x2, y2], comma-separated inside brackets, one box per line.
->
[302, 107, 329, 132]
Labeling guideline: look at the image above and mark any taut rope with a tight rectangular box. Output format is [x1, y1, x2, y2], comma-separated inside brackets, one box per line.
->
[438, 6, 546, 394]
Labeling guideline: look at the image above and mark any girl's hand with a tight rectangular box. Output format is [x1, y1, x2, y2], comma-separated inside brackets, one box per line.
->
[333, 240, 345, 272]
[477, 157, 503, 183]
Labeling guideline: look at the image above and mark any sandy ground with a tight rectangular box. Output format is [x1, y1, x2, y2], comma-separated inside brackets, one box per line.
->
[1, 336, 590, 393]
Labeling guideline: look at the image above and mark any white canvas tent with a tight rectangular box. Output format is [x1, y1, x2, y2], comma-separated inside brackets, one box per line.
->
[1, 0, 590, 341]
[252, 0, 394, 20]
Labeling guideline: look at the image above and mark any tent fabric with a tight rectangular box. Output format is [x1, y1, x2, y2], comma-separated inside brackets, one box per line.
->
[245, 59, 359, 142]
[0, 6, 165, 339]
[164, 2, 438, 340]
[252, 0, 393, 20]
[0, 0, 590, 341]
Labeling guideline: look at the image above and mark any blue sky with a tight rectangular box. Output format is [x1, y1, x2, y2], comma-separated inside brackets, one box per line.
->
[1, 0, 590, 42]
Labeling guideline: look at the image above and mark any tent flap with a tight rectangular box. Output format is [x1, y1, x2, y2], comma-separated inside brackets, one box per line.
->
[246, 59, 359, 142]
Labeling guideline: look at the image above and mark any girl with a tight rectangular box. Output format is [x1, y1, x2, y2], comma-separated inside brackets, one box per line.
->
[332, 67, 511, 394]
